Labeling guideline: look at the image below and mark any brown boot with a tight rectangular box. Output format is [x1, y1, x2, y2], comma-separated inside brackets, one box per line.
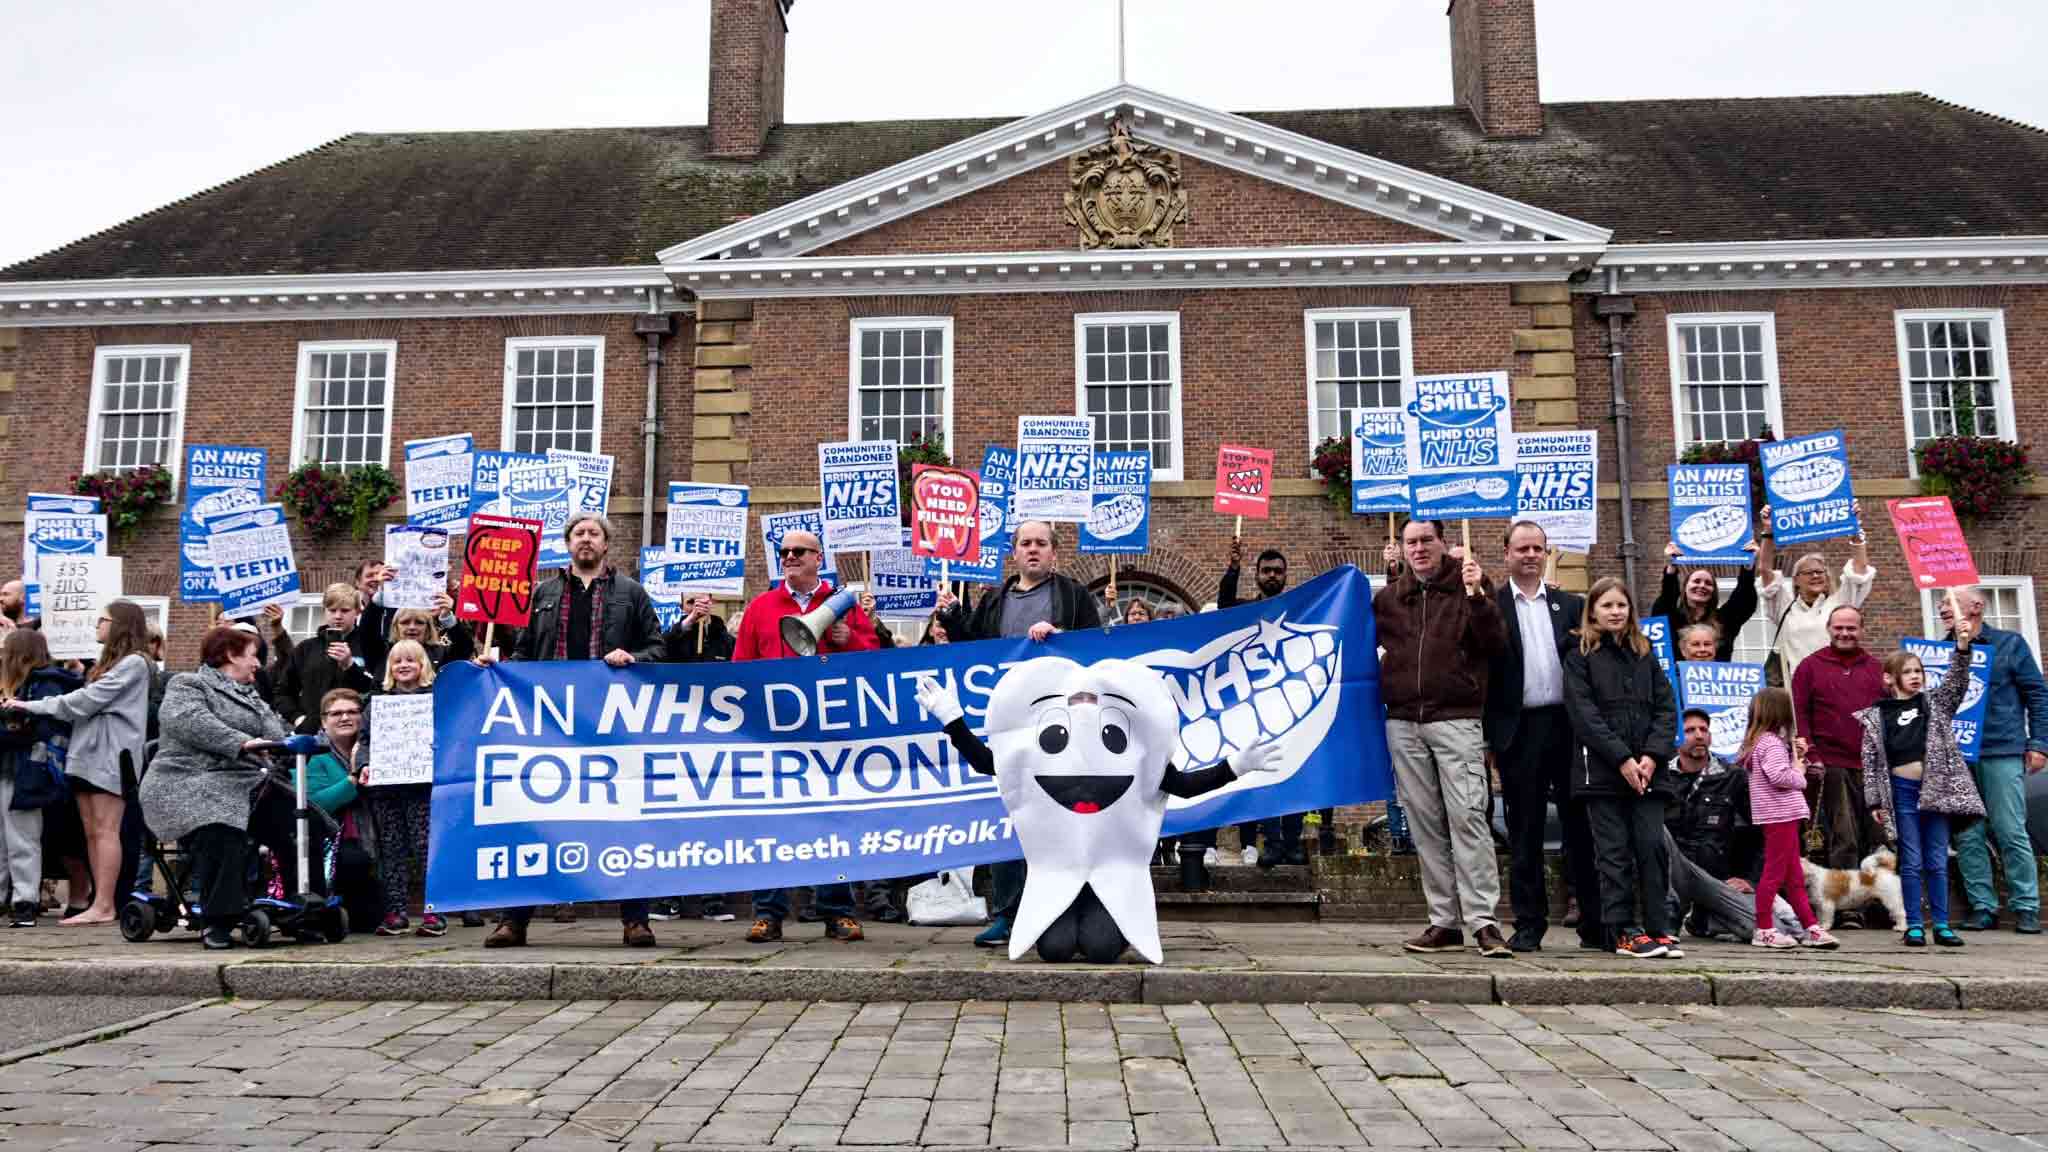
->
[1402, 925, 1464, 953]
[825, 916, 864, 942]
[746, 917, 783, 943]
[484, 920, 527, 949]
[1474, 926, 1513, 959]
[622, 921, 657, 948]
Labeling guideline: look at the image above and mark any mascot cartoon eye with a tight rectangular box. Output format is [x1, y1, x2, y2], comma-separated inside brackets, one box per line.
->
[1038, 708, 1071, 754]
[1100, 706, 1131, 754]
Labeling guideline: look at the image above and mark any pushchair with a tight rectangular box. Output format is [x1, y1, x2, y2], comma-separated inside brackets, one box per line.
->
[121, 735, 349, 946]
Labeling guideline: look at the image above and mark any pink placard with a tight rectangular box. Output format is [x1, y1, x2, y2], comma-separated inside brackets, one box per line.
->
[1888, 496, 1979, 590]
[1213, 444, 1273, 519]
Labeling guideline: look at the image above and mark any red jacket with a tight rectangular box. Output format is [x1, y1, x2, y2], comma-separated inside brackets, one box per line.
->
[732, 578, 880, 661]
[1791, 643, 1883, 773]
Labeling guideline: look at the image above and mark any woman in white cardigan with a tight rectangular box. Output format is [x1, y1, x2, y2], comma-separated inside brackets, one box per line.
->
[1758, 505, 1875, 679]
[0, 600, 151, 925]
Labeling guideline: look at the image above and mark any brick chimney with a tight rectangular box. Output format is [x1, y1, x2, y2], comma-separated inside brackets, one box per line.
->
[708, 0, 790, 158]
[1448, 0, 1543, 138]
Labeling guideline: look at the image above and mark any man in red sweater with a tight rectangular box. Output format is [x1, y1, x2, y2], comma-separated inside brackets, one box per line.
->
[731, 529, 878, 942]
[1790, 605, 1886, 917]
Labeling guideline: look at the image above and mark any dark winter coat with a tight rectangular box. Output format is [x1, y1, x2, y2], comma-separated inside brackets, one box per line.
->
[1371, 556, 1505, 723]
[938, 572, 1102, 641]
[1563, 634, 1678, 799]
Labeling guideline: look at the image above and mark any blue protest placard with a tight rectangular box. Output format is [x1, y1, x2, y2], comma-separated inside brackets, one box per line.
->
[979, 445, 1016, 552]
[467, 451, 545, 519]
[404, 434, 473, 528]
[180, 445, 268, 602]
[639, 546, 686, 633]
[1642, 615, 1683, 741]
[1015, 416, 1095, 523]
[547, 449, 615, 518]
[1403, 371, 1516, 519]
[1515, 430, 1598, 553]
[1350, 409, 1408, 514]
[927, 543, 1007, 586]
[762, 509, 837, 587]
[868, 529, 937, 614]
[663, 482, 749, 597]
[1679, 661, 1767, 759]
[1668, 464, 1754, 566]
[499, 460, 575, 568]
[423, 565, 1389, 911]
[1902, 637, 1991, 763]
[207, 503, 301, 616]
[817, 440, 901, 553]
[21, 493, 105, 586]
[1079, 451, 1150, 555]
[1760, 429, 1859, 546]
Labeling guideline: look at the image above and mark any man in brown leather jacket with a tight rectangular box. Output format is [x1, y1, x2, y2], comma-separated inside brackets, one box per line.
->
[1372, 517, 1511, 958]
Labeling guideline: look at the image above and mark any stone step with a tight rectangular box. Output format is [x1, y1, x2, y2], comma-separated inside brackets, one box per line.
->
[1156, 889, 1320, 922]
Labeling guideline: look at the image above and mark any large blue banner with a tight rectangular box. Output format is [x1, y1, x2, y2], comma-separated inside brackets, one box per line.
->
[425, 565, 1389, 911]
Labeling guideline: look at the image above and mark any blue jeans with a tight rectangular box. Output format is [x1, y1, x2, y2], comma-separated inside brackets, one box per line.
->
[1891, 775, 1952, 930]
[1956, 755, 2039, 915]
[753, 884, 855, 923]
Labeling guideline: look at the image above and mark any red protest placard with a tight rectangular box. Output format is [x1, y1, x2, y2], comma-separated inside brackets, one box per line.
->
[1888, 496, 1980, 590]
[1213, 444, 1274, 518]
[910, 465, 981, 562]
[456, 513, 543, 627]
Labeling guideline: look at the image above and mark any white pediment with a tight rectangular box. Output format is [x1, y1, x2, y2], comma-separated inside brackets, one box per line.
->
[657, 84, 1612, 267]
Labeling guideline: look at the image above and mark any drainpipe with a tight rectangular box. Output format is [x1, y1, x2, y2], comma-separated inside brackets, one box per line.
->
[633, 290, 676, 552]
[1593, 268, 1640, 595]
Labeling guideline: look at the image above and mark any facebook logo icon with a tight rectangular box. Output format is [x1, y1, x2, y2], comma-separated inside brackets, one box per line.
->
[477, 846, 509, 881]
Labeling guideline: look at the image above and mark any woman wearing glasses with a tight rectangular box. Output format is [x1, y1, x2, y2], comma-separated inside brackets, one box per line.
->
[0, 600, 152, 926]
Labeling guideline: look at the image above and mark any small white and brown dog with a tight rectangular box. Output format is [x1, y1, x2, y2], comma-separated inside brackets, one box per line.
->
[1801, 849, 1906, 929]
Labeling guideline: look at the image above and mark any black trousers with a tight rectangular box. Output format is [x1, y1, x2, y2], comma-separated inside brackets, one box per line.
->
[1037, 884, 1125, 964]
[1583, 791, 1671, 939]
[1500, 706, 1599, 938]
[188, 823, 254, 927]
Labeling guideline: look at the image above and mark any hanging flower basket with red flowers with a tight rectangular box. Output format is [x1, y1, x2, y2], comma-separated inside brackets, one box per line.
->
[1916, 436, 2034, 525]
[897, 434, 951, 526]
[1311, 435, 1351, 511]
[72, 464, 173, 552]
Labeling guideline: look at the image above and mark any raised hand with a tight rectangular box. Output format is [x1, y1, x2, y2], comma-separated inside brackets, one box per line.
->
[1235, 740, 1286, 776]
[915, 676, 964, 726]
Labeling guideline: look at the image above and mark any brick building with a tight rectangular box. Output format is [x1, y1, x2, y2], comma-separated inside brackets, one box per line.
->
[4, 0, 2046, 665]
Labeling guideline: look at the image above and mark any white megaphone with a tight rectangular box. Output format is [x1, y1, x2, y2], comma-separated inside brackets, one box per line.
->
[780, 588, 861, 656]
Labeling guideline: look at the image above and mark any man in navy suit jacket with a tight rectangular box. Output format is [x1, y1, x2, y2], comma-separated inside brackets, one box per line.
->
[1482, 521, 1598, 952]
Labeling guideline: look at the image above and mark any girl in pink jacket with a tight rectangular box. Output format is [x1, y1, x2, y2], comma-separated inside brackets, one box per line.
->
[1739, 687, 1839, 950]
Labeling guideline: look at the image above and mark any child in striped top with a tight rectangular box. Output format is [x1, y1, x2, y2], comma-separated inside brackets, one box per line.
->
[1739, 687, 1839, 950]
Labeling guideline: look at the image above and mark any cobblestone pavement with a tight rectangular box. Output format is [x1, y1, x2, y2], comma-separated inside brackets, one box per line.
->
[4, 998, 2048, 1150]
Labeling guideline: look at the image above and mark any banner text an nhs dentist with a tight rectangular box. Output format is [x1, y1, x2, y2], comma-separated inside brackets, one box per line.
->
[427, 567, 1388, 911]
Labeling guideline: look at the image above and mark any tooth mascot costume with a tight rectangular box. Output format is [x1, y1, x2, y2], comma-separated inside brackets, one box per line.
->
[916, 659, 1283, 965]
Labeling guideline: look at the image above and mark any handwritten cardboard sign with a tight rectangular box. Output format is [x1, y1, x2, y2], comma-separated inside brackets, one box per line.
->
[1889, 496, 1979, 590]
[456, 514, 541, 628]
[366, 693, 436, 786]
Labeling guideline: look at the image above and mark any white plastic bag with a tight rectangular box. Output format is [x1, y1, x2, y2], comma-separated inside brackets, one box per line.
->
[906, 868, 987, 926]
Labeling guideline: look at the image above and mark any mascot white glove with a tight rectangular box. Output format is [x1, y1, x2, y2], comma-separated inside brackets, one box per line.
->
[916, 676, 965, 726]
[1235, 740, 1285, 775]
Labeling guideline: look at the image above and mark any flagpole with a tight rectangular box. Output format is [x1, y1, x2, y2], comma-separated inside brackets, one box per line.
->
[1115, 0, 1126, 84]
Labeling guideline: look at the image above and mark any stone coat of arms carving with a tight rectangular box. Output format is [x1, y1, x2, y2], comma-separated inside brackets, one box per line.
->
[1063, 120, 1189, 250]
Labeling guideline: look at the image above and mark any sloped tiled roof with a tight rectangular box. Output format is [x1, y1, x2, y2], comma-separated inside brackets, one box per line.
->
[6, 92, 2045, 281]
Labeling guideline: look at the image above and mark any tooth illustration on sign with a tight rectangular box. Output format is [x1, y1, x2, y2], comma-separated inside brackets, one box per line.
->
[1087, 494, 1146, 540]
[1676, 504, 1749, 553]
[1767, 456, 1846, 504]
[923, 655, 1287, 965]
[1227, 469, 1264, 495]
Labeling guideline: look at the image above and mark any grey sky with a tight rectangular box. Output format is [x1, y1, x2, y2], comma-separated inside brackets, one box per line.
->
[5, 1, 2045, 271]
